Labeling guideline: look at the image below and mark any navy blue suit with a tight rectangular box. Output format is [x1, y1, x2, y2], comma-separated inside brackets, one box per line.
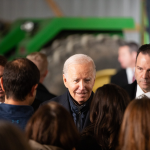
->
[44, 91, 92, 131]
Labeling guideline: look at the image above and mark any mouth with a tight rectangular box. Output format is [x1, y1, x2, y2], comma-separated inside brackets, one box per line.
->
[141, 81, 150, 85]
[76, 92, 88, 97]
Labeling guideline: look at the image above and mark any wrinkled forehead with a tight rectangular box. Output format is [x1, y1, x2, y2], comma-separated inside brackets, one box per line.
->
[67, 62, 95, 75]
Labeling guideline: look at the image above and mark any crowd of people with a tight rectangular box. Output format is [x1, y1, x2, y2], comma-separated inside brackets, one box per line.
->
[0, 42, 150, 150]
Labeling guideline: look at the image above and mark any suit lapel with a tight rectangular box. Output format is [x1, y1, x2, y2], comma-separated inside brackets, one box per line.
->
[83, 110, 90, 129]
[124, 69, 128, 85]
[59, 91, 71, 113]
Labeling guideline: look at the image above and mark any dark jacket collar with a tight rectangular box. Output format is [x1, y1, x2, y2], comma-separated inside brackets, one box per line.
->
[0, 103, 34, 117]
[123, 80, 137, 100]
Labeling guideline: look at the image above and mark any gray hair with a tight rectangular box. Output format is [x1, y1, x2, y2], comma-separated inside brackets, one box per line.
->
[26, 52, 48, 76]
[63, 54, 96, 76]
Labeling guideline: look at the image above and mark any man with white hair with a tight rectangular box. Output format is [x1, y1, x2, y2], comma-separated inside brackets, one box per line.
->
[45, 54, 96, 132]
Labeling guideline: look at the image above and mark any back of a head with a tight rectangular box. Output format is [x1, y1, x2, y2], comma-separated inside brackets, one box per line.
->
[26, 52, 48, 76]
[126, 42, 139, 53]
[63, 54, 96, 76]
[3, 58, 40, 101]
[26, 102, 79, 150]
[89, 84, 130, 150]
[0, 55, 7, 67]
[0, 121, 32, 150]
[118, 98, 150, 150]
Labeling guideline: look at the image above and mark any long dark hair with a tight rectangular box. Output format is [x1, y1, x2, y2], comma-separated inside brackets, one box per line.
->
[83, 84, 130, 150]
[26, 101, 79, 150]
[117, 98, 150, 150]
[0, 121, 32, 150]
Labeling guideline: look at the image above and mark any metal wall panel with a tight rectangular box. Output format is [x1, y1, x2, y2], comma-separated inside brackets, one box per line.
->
[0, 0, 140, 22]
[0, 0, 141, 43]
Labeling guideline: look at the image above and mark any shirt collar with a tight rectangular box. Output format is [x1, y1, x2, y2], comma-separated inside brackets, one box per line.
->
[126, 67, 135, 84]
[136, 84, 150, 98]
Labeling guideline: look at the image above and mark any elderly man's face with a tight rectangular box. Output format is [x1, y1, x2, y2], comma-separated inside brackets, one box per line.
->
[0, 66, 5, 102]
[63, 62, 95, 104]
[135, 53, 150, 93]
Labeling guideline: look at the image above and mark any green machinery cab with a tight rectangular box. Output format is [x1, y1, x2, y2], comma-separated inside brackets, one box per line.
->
[0, 17, 135, 59]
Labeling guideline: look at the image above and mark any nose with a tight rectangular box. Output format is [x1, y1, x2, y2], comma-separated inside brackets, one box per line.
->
[142, 70, 148, 79]
[79, 80, 85, 90]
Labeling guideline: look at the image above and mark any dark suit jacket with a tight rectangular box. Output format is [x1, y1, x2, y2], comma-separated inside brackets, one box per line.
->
[44, 91, 92, 132]
[122, 80, 137, 100]
[36, 83, 56, 102]
[31, 83, 56, 112]
[111, 69, 128, 87]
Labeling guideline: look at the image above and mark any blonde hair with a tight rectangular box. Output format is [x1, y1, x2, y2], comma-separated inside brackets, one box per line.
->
[27, 52, 48, 76]
[63, 54, 96, 76]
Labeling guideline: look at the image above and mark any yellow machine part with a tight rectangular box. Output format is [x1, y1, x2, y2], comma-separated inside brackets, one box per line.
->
[93, 69, 117, 92]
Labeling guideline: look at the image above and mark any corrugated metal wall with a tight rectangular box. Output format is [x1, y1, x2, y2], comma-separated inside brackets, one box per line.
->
[0, 0, 140, 22]
[0, 0, 141, 43]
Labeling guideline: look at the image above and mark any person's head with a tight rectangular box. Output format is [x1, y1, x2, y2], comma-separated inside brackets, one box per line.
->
[26, 102, 79, 150]
[26, 52, 48, 83]
[135, 44, 150, 93]
[118, 42, 139, 68]
[89, 84, 130, 150]
[63, 54, 96, 105]
[0, 55, 7, 102]
[1, 58, 40, 105]
[0, 121, 32, 150]
[118, 98, 150, 150]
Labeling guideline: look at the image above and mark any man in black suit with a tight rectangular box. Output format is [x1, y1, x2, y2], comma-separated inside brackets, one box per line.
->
[123, 44, 150, 100]
[27, 52, 56, 102]
[111, 42, 138, 87]
[45, 54, 96, 132]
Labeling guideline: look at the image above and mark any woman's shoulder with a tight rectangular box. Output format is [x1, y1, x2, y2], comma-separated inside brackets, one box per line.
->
[29, 139, 63, 150]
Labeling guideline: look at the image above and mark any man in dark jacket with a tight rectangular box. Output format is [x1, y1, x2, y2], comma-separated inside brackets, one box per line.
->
[27, 52, 56, 111]
[111, 42, 138, 87]
[0, 58, 40, 130]
[123, 44, 150, 100]
[44, 54, 96, 132]
[27, 52, 56, 102]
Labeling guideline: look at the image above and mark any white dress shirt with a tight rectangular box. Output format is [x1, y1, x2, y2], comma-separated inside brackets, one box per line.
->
[126, 68, 135, 84]
[136, 84, 150, 99]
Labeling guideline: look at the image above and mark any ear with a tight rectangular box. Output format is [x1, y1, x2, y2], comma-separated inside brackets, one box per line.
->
[63, 74, 68, 88]
[30, 84, 38, 96]
[0, 77, 5, 92]
[43, 70, 48, 78]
